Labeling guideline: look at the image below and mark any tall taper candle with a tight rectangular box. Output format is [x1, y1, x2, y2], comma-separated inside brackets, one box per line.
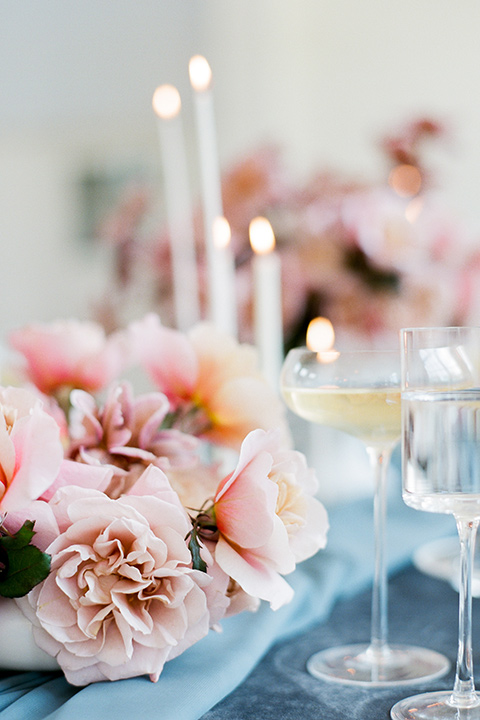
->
[249, 216, 283, 389]
[189, 55, 236, 337]
[152, 84, 200, 331]
[212, 216, 238, 337]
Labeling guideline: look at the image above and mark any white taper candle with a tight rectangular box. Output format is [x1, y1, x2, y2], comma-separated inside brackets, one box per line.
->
[152, 84, 200, 332]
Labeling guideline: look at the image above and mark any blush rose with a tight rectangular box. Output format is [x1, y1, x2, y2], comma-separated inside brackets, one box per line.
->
[0, 386, 64, 512]
[213, 429, 328, 611]
[9, 319, 129, 397]
[22, 466, 212, 685]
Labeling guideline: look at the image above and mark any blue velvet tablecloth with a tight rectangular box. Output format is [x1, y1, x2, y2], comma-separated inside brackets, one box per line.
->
[0, 473, 457, 720]
[202, 564, 464, 720]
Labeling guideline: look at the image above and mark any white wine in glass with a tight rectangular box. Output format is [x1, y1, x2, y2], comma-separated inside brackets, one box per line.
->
[281, 348, 449, 686]
[282, 385, 401, 448]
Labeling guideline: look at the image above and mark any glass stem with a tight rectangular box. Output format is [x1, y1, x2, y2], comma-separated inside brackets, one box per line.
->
[451, 516, 479, 708]
[366, 445, 393, 660]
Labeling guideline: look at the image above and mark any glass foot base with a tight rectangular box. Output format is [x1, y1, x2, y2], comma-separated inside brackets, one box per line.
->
[391, 690, 480, 719]
[306, 643, 450, 687]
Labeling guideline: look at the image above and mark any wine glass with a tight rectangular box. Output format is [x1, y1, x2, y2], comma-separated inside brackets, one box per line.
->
[391, 327, 480, 719]
[403, 326, 480, 589]
[281, 348, 449, 686]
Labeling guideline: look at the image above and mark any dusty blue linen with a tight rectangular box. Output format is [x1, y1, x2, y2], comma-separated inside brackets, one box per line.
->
[201, 565, 462, 719]
[0, 471, 455, 720]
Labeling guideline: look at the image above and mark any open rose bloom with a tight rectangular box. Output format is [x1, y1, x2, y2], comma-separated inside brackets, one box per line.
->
[20, 469, 212, 685]
[9, 319, 130, 401]
[2, 315, 328, 686]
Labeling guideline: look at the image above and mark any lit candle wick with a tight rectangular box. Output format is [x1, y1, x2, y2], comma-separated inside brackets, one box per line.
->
[152, 84, 181, 120]
[189, 55, 212, 92]
[249, 216, 275, 254]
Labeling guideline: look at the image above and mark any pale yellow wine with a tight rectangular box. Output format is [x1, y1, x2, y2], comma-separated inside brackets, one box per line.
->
[282, 386, 401, 447]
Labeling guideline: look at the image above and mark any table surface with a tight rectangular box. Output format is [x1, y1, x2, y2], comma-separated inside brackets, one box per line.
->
[201, 565, 466, 720]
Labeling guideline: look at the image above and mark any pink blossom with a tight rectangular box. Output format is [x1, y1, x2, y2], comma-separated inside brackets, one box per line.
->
[68, 381, 199, 496]
[213, 429, 328, 610]
[132, 314, 291, 450]
[40, 460, 113, 503]
[380, 117, 446, 174]
[23, 466, 211, 685]
[341, 189, 418, 272]
[0, 386, 64, 512]
[9, 319, 130, 398]
[221, 145, 292, 245]
[1, 453, 112, 551]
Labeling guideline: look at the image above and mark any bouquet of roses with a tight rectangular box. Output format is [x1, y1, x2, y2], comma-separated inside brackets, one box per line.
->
[0, 313, 328, 686]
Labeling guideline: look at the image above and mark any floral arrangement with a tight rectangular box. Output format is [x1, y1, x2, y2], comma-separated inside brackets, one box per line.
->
[96, 117, 480, 350]
[0, 314, 328, 686]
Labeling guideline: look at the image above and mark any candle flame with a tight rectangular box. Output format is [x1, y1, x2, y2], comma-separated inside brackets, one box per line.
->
[189, 55, 212, 92]
[213, 216, 231, 249]
[307, 317, 335, 352]
[306, 317, 339, 362]
[152, 85, 181, 120]
[249, 217, 275, 255]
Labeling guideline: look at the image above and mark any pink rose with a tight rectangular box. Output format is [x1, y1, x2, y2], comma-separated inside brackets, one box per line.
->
[9, 319, 129, 397]
[0, 386, 64, 512]
[23, 466, 211, 685]
[131, 314, 291, 450]
[5, 461, 113, 553]
[40, 459, 113, 503]
[213, 429, 328, 610]
[68, 381, 199, 497]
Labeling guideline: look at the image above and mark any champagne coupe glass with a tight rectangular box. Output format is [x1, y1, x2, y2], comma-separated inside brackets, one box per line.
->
[281, 347, 449, 686]
[391, 326, 480, 719]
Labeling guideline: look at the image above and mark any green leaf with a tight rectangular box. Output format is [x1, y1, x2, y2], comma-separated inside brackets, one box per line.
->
[0, 521, 51, 598]
[188, 528, 207, 573]
[0, 519, 35, 550]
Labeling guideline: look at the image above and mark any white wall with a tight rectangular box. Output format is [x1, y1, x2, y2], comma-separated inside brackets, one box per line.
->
[0, 0, 202, 333]
[204, 0, 480, 209]
[1, 0, 480, 334]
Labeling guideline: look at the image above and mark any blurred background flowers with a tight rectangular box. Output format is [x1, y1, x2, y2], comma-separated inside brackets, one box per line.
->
[2, 1, 480, 346]
[94, 117, 480, 350]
